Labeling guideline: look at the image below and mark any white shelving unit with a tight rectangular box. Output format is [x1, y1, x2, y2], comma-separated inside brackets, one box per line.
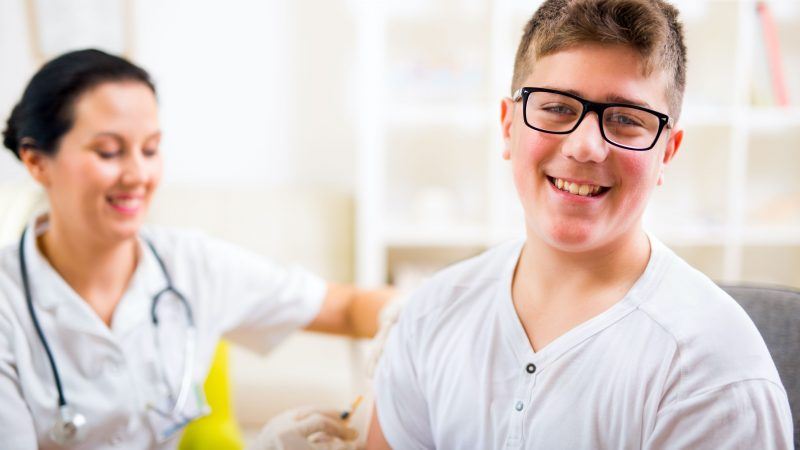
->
[353, 0, 800, 290]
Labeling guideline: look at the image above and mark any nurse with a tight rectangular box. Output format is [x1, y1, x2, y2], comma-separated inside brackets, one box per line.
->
[0, 49, 388, 449]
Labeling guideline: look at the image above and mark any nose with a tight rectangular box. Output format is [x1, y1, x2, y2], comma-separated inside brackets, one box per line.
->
[120, 148, 149, 186]
[560, 112, 610, 163]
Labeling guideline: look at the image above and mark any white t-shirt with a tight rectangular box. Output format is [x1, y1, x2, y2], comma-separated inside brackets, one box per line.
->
[374, 236, 793, 449]
[0, 217, 327, 449]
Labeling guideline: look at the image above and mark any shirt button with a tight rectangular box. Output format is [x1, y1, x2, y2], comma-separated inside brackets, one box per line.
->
[514, 400, 524, 411]
[526, 363, 536, 374]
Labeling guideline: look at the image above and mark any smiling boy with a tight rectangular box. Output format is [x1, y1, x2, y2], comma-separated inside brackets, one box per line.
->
[366, 0, 793, 448]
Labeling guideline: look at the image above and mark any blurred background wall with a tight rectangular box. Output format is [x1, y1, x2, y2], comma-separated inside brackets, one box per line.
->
[0, 0, 359, 190]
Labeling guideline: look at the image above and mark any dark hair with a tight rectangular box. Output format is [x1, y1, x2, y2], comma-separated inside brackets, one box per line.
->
[2, 48, 156, 160]
[512, 0, 686, 120]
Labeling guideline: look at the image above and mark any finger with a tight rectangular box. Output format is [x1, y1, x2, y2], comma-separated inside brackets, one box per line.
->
[329, 439, 360, 450]
[308, 431, 333, 444]
[296, 414, 358, 441]
[294, 408, 344, 421]
[309, 437, 359, 450]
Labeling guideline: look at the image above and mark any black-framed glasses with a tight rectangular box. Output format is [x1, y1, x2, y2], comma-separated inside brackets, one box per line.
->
[512, 87, 671, 151]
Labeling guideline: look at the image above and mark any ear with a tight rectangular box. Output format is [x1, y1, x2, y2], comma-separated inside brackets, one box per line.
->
[657, 127, 683, 186]
[500, 97, 515, 160]
[19, 147, 52, 188]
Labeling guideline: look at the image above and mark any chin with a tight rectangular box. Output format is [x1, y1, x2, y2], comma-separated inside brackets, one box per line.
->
[104, 218, 145, 243]
[534, 218, 605, 253]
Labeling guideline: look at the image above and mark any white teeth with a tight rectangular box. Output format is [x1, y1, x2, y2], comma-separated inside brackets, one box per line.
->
[109, 198, 140, 208]
[552, 178, 604, 197]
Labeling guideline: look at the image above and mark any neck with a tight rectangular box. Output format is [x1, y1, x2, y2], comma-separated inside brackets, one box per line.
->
[515, 227, 651, 309]
[38, 213, 139, 326]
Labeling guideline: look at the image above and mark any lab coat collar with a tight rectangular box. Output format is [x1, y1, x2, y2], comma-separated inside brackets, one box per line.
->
[20, 214, 164, 339]
[111, 235, 165, 338]
[21, 215, 67, 311]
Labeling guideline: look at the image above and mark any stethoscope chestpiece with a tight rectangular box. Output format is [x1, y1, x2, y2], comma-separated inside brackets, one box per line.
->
[50, 404, 87, 445]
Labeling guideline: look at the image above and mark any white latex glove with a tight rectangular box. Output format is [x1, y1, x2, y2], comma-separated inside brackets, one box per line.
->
[248, 406, 359, 450]
[366, 292, 409, 378]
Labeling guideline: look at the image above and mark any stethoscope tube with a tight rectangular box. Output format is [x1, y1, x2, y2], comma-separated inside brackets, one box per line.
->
[19, 227, 67, 407]
[145, 238, 196, 416]
[18, 227, 196, 445]
[146, 238, 194, 328]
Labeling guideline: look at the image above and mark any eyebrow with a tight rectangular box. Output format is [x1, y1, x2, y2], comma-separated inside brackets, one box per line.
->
[545, 86, 654, 109]
[91, 131, 162, 142]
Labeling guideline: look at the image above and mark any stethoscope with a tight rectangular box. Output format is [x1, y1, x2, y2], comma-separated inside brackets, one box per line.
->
[18, 227, 197, 445]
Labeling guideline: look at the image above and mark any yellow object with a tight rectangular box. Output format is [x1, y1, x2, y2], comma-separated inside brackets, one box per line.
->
[179, 341, 244, 450]
[342, 395, 364, 424]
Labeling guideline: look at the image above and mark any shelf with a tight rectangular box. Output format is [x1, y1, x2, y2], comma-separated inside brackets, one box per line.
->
[741, 226, 800, 246]
[651, 226, 800, 247]
[680, 105, 736, 127]
[384, 222, 489, 247]
[355, 0, 800, 287]
[679, 106, 800, 129]
[388, 103, 492, 128]
[747, 107, 800, 130]
[649, 225, 732, 247]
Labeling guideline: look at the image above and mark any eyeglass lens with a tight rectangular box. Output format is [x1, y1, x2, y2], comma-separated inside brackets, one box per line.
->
[526, 91, 661, 150]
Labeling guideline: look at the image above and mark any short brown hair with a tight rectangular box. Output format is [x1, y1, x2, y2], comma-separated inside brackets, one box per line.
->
[512, 0, 687, 120]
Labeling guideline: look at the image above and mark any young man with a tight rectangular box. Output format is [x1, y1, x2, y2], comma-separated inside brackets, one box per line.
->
[367, 0, 794, 448]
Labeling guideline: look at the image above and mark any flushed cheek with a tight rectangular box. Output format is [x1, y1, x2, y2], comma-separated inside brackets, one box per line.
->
[514, 132, 559, 163]
[511, 134, 557, 192]
[614, 153, 659, 212]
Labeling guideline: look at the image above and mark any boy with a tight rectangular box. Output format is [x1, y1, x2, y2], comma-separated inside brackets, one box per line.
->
[367, 0, 793, 448]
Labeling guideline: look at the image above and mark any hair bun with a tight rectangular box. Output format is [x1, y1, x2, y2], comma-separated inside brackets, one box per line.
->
[2, 104, 21, 159]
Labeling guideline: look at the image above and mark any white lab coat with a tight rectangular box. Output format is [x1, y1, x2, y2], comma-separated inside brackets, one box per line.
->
[0, 215, 326, 449]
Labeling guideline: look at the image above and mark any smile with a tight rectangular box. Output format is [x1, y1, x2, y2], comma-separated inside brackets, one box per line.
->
[547, 176, 610, 198]
[106, 195, 144, 214]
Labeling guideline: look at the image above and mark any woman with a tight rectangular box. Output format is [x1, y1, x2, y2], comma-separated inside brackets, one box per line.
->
[0, 49, 387, 449]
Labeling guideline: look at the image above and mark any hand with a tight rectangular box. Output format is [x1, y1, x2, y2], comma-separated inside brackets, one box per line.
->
[366, 292, 409, 378]
[249, 406, 359, 450]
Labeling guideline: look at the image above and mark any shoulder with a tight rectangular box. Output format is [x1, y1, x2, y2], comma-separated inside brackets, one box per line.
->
[0, 242, 27, 345]
[0, 239, 21, 279]
[139, 225, 256, 270]
[399, 239, 521, 330]
[140, 225, 213, 256]
[0, 240, 23, 310]
[637, 239, 783, 396]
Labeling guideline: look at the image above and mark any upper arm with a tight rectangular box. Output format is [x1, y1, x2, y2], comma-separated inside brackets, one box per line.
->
[305, 284, 393, 338]
[370, 299, 435, 449]
[645, 380, 793, 450]
[194, 234, 327, 353]
[366, 405, 392, 450]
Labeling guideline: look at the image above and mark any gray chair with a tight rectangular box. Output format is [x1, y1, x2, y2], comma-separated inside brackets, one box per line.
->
[720, 284, 800, 448]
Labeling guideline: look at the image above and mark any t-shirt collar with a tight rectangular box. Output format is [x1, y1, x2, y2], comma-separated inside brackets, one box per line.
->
[498, 232, 669, 370]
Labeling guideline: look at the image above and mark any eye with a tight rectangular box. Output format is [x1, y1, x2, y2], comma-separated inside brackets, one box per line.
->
[95, 149, 122, 159]
[143, 147, 160, 157]
[607, 113, 644, 127]
[542, 103, 577, 115]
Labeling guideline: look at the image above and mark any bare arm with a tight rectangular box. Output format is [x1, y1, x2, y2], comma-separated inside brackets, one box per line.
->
[305, 283, 394, 338]
[366, 405, 392, 450]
